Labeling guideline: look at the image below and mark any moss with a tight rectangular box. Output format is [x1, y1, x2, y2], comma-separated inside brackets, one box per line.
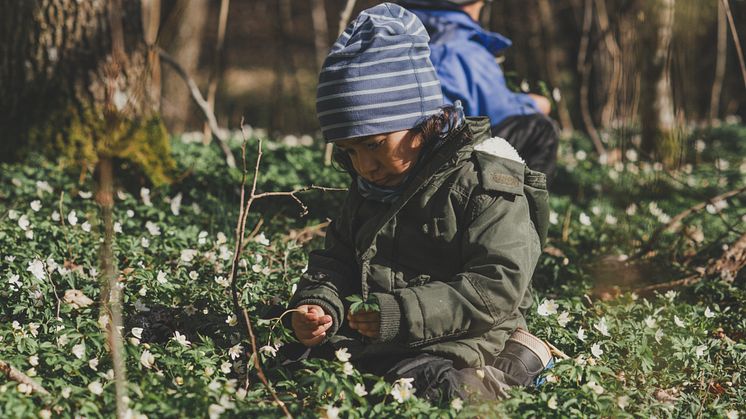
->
[25, 104, 175, 186]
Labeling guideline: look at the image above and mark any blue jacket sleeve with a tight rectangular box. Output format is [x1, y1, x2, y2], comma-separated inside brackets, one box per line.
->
[432, 42, 539, 126]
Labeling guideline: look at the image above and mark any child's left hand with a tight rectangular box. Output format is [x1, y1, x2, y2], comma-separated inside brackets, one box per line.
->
[347, 310, 380, 339]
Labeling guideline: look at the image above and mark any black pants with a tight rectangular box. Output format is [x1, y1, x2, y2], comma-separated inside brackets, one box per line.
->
[492, 113, 559, 186]
[279, 344, 537, 404]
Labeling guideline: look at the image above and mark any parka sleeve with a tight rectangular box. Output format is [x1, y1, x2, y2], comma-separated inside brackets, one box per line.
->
[287, 218, 357, 337]
[372, 189, 541, 346]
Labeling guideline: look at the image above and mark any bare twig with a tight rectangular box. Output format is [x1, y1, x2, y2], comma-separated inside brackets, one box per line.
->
[721, 0, 746, 90]
[0, 360, 50, 396]
[632, 186, 746, 259]
[545, 341, 570, 361]
[635, 231, 746, 296]
[158, 48, 236, 168]
[241, 308, 291, 418]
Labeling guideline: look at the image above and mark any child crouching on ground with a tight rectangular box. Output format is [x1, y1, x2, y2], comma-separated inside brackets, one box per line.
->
[286, 2, 552, 403]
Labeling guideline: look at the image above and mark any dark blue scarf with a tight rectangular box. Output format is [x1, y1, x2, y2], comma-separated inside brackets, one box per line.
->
[357, 102, 465, 203]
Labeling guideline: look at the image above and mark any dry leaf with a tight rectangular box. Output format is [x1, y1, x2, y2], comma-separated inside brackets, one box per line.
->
[63, 289, 94, 309]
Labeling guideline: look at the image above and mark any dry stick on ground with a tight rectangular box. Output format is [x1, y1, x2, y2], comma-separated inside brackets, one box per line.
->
[158, 49, 237, 168]
[0, 360, 50, 396]
[635, 230, 746, 296]
[324, 0, 358, 166]
[632, 186, 746, 260]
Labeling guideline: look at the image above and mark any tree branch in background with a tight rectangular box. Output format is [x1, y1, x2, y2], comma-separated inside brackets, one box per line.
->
[721, 0, 746, 90]
[0, 360, 50, 396]
[635, 231, 746, 296]
[310, 0, 329, 71]
[632, 186, 746, 260]
[325, 0, 358, 166]
[577, 0, 606, 157]
[203, 0, 231, 143]
[158, 48, 237, 168]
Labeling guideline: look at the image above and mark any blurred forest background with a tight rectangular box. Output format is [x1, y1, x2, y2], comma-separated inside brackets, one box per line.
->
[3, 0, 745, 166]
[155, 0, 746, 142]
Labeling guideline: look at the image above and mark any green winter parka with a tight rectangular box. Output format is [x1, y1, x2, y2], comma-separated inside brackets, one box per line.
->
[289, 117, 549, 368]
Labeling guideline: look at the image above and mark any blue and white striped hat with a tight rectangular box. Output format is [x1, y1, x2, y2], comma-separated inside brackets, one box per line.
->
[316, 3, 444, 142]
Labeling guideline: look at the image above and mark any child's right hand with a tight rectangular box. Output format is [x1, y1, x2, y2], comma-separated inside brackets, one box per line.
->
[291, 304, 333, 347]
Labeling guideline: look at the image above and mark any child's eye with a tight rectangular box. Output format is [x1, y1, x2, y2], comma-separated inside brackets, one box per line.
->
[366, 139, 385, 150]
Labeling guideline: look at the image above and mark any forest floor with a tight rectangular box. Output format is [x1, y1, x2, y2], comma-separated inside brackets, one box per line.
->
[0, 124, 744, 418]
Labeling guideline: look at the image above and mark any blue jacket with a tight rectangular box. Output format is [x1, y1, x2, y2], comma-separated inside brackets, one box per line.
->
[409, 8, 539, 127]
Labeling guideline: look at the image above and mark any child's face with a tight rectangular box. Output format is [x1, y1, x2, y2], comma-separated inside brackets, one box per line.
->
[336, 130, 423, 187]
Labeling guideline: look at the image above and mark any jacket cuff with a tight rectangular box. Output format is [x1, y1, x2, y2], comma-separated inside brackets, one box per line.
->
[292, 298, 340, 338]
[372, 292, 403, 343]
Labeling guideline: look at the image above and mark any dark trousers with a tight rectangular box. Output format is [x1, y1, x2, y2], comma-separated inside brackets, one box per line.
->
[492, 113, 559, 187]
[279, 344, 532, 404]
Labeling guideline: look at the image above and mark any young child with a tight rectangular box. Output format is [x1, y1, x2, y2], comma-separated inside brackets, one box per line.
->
[287, 2, 551, 402]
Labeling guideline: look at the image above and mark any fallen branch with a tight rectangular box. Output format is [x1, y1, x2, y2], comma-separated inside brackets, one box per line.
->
[158, 48, 236, 168]
[0, 360, 49, 396]
[632, 186, 746, 259]
[634, 231, 746, 296]
[545, 341, 570, 361]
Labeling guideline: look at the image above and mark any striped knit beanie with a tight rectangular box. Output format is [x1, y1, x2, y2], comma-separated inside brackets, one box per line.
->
[316, 3, 444, 142]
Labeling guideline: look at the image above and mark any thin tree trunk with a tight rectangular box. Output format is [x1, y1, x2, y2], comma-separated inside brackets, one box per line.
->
[594, 0, 622, 128]
[311, 0, 329, 71]
[578, 0, 606, 155]
[160, 0, 209, 133]
[709, 0, 727, 123]
[639, 0, 676, 157]
[202, 0, 230, 143]
[537, 0, 574, 133]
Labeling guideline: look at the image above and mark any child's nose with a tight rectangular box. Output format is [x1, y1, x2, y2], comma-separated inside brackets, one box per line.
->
[356, 156, 379, 178]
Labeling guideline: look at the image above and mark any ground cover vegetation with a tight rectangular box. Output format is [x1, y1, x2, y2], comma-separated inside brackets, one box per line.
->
[0, 125, 744, 418]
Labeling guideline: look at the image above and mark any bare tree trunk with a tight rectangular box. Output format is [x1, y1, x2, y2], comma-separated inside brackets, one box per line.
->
[594, 0, 622, 128]
[202, 0, 230, 143]
[311, 0, 330, 71]
[537, 0, 574, 133]
[709, 0, 727, 123]
[325, 0, 358, 165]
[160, 0, 209, 133]
[578, 0, 606, 155]
[639, 0, 676, 158]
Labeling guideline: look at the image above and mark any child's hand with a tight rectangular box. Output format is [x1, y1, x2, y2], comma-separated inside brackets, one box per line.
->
[347, 310, 380, 339]
[291, 305, 333, 347]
